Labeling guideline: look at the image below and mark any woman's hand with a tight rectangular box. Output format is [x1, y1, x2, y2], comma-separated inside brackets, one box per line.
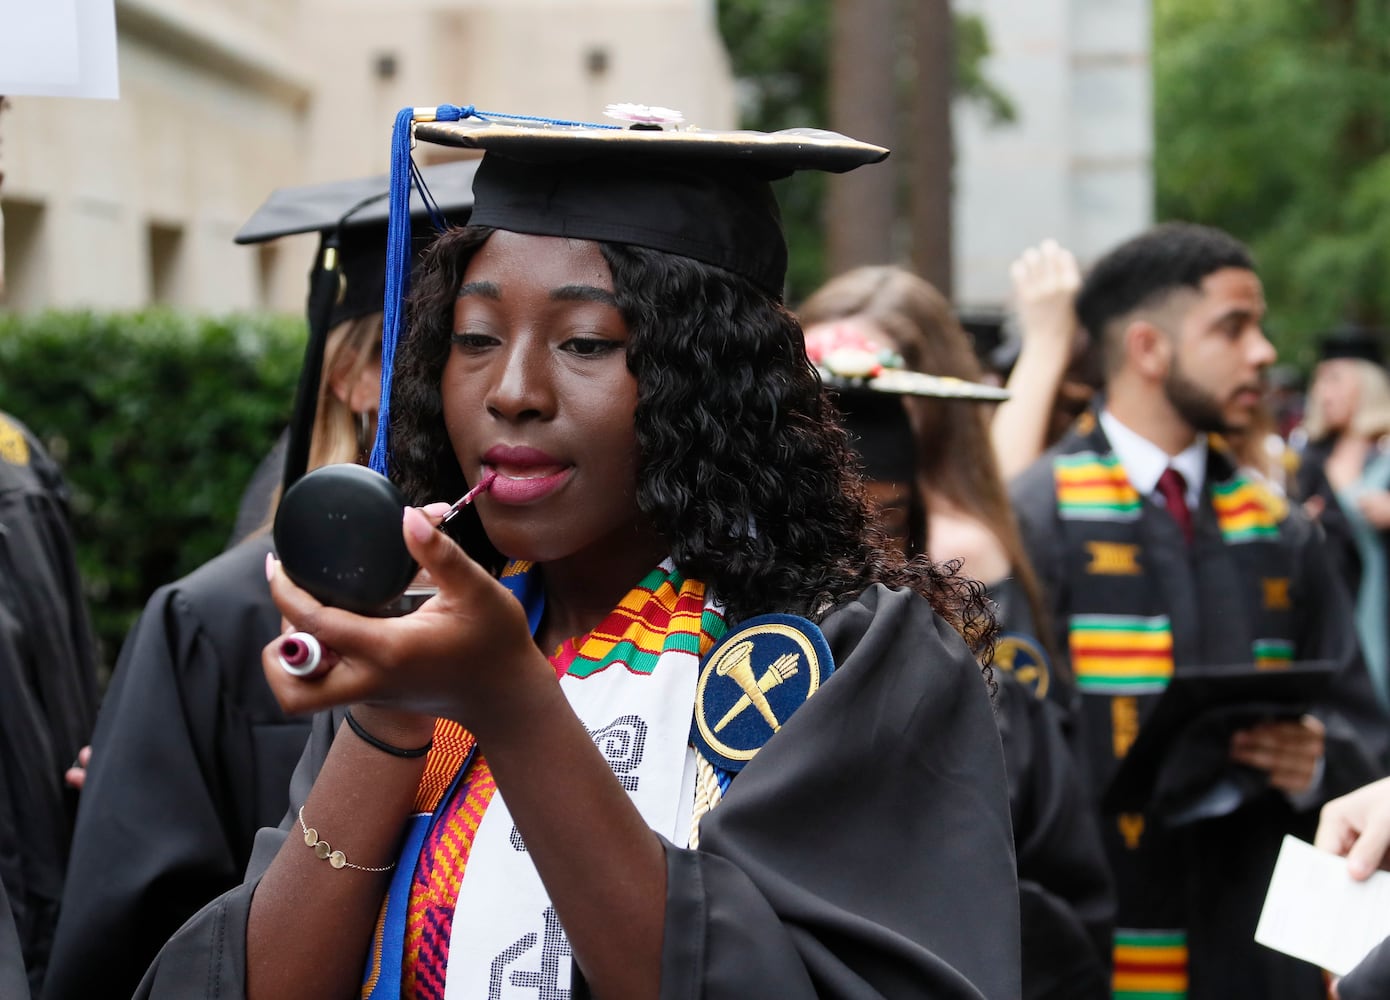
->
[262, 505, 552, 734]
[1010, 238, 1081, 361]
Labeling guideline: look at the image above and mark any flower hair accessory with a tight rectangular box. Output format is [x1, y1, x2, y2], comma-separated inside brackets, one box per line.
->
[804, 323, 905, 379]
[604, 103, 685, 127]
[805, 322, 1010, 402]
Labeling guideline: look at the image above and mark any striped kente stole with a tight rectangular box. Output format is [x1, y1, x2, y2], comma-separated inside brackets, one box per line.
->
[1113, 930, 1187, 999]
[1056, 444, 1291, 694]
[360, 559, 725, 1000]
[1052, 422, 1296, 1000]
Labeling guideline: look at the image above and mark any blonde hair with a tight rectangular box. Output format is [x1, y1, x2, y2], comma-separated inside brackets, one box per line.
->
[308, 312, 385, 470]
[257, 312, 384, 531]
[1305, 359, 1390, 442]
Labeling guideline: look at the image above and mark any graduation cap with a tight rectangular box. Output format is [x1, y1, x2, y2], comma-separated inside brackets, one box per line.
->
[1319, 324, 1386, 366]
[234, 161, 479, 495]
[1101, 659, 1334, 826]
[268, 103, 892, 614]
[364, 102, 891, 480]
[802, 322, 1004, 556]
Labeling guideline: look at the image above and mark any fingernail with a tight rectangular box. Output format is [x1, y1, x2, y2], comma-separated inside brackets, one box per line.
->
[404, 506, 433, 544]
[265, 552, 277, 582]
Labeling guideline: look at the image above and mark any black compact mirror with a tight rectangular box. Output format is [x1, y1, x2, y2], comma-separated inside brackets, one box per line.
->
[273, 464, 418, 615]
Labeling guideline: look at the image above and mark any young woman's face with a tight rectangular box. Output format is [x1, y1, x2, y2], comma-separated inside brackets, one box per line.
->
[441, 231, 648, 564]
[1311, 358, 1361, 435]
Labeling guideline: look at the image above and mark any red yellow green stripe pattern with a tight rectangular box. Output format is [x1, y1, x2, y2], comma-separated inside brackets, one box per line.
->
[395, 560, 725, 996]
[1211, 477, 1281, 543]
[1253, 638, 1295, 669]
[1069, 614, 1174, 694]
[1113, 929, 1187, 998]
[1055, 452, 1142, 522]
[550, 563, 726, 678]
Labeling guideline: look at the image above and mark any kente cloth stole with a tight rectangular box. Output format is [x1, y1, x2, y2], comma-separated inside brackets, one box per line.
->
[359, 558, 727, 1000]
[1052, 426, 1293, 1000]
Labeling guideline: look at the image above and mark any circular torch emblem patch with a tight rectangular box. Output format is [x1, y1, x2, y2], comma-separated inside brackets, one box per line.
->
[692, 614, 832, 773]
[993, 631, 1051, 700]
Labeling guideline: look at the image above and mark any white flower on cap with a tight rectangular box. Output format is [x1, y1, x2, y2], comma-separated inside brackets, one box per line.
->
[604, 103, 685, 126]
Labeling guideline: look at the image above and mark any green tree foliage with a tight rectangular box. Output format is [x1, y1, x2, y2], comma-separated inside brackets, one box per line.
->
[1155, 0, 1390, 364]
[717, 0, 1013, 299]
[0, 310, 303, 672]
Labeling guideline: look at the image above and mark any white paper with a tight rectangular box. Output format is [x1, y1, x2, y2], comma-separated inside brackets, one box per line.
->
[0, 0, 118, 99]
[1256, 834, 1390, 976]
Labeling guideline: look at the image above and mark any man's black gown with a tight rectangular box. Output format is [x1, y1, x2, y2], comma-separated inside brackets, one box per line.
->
[1010, 427, 1388, 1000]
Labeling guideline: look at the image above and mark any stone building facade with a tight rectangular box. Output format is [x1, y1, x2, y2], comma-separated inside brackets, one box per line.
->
[0, 0, 735, 312]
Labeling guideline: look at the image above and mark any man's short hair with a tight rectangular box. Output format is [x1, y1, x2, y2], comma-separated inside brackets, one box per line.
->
[1076, 222, 1254, 374]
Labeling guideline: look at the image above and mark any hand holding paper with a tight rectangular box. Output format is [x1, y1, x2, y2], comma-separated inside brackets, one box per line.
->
[1317, 775, 1390, 881]
[1255, 835, 1390, 977]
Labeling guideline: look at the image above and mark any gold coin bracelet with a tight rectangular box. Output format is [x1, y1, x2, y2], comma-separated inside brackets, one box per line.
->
[298, 806, 394, 872]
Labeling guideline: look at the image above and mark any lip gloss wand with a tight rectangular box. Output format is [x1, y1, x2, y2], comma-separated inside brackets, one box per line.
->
[276, 471, 498, 678]
[437, 470, 497, 529]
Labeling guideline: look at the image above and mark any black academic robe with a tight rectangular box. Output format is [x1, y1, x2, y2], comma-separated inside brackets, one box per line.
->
[136, 584, 1022, 999]
[995, 675, 1113, 999]
[42, 535, 310, 1000]
[0, 413, 99, 995]
[0, 863, 31, 1000]
[1010, 426, 1389, 1000]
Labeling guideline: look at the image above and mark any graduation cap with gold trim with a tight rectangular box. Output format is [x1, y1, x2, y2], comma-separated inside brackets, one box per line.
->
[235, 161, 479, 494]
[803, 321, 1007, 486]
[365, 103, 891, 478]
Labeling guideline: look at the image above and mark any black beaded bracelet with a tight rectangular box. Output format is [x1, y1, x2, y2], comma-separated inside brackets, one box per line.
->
[344, 709, 433, 758]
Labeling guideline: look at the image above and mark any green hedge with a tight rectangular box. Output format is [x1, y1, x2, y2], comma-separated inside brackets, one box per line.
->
[0, 310, 305, 675]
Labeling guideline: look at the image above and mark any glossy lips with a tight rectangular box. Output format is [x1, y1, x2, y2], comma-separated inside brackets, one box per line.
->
[482, 444, 574, 505]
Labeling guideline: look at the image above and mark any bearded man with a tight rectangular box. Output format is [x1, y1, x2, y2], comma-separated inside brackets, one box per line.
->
[1008, 221, 1387, 1000]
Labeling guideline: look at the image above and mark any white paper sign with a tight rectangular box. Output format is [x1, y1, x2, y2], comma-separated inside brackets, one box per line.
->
[1256, 835, 1390, 976]
[0, 0, 118, 99]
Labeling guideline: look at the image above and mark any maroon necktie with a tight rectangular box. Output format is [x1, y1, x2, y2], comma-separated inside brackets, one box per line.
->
[1155, 467, 1193, 544]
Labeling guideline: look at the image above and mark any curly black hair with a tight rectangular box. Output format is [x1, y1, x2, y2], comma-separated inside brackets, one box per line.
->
[390, 226, 995, 661]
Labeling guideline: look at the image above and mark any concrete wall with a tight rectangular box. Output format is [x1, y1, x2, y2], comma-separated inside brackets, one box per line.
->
[0, 0, 735, 313]
[953, 0, 1152, 310]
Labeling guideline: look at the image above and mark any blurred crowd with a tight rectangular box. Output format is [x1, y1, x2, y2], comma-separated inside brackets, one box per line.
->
[4, 150, 1390, 1000]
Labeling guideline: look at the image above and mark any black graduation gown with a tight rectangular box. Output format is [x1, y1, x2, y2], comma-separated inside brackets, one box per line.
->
[1010, 432, 1389, 1000]
[990, 576, 1114, 999]
[226, 430, 287, 550]
[42, 536, 310, 1000]
[0, 877, 31, 1000]
[994, 675, 1112, 1000]
[0, 413, 99, 995]
[135, 584, 1022, 999]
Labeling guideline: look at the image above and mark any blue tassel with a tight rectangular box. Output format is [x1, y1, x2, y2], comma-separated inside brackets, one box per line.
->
[368, 104, 620, 478]
[367, 107, 418, 477]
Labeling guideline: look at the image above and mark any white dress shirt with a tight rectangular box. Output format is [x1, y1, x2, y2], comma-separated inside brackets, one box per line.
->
[1099, 409, 1206, 508]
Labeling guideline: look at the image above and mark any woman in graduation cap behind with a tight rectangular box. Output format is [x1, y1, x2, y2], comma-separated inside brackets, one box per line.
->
[43, 175, 472, 1000]
[799, 268, 1114, 1000]
[138, 106, 1021, 1000]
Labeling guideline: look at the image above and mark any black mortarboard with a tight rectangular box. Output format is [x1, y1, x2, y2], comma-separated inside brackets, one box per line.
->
[235, 161, 478, 493]
[1319, 324, 1386, 366]
[282, 105, 889, 614]
[365, 103, 891, 480]
[1101, 660, 1334, 826]
[412, 110, 889, 299]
